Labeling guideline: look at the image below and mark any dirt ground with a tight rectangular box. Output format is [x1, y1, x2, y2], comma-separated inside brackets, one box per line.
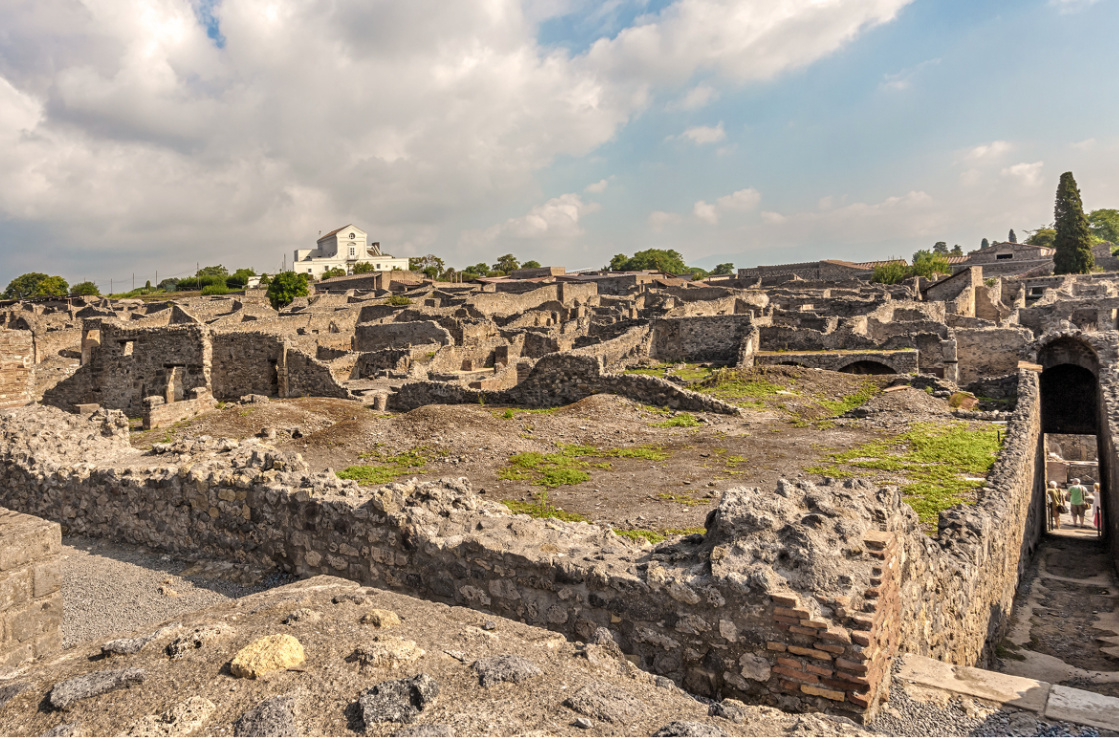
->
[128, 367, 965, 536]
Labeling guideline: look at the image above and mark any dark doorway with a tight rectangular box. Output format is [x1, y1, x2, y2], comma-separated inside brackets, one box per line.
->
[839, 360, 894, 375]
[1040, 364, 1098, 435]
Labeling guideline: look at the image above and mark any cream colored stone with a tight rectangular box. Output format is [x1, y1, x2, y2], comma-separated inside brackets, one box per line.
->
[360, 609, 401, 629]
[230, 634, 306, 679]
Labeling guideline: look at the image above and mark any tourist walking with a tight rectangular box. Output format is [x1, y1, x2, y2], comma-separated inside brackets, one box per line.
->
[1067, 478, 1088, 528]
[1049, 481, 1065, 530]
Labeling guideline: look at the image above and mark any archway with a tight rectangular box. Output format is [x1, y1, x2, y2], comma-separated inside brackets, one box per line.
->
[1036, 336, 1106, 541]
[838, 360, 895, 375]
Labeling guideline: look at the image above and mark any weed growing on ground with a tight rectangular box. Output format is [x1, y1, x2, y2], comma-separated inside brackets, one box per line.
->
[493, 407, 558, 419]
[337, 445, 433, 486]
[501, 491, 589, 523]
[817, 382, 879, 416]
[810, 422, 1003, 528]
[612, 527, 705, 544]
[653, 413, 699, 428]
[497, 444, 669, 488]
[657, 492, 708, 506]
[696, 368, 786, 406]
[625, 364, 713, 383]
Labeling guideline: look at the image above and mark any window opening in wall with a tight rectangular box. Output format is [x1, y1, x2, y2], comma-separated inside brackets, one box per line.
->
[996, 253, 1013, 260]
[122, 341, 134, 356]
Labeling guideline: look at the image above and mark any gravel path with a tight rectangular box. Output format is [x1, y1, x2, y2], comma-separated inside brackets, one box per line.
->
[60, 536, 292, 648]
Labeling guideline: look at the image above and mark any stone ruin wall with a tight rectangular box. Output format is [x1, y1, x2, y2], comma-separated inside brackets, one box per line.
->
[0, 507, 62, 670]
[0, 367, 1050, 719]
[0, 330, 34, 409]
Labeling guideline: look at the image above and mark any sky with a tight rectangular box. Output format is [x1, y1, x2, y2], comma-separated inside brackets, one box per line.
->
[1, 0, 1117, 289]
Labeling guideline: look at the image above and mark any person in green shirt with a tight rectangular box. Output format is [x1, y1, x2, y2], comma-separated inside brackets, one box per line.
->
[1067, 478, 1088, 528]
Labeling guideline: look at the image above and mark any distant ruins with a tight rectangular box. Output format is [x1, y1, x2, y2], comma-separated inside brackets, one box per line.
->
[2, 260, 1119, 725]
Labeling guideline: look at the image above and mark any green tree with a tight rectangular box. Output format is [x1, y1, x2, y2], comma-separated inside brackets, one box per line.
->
[320, 267, 347, 279]
[1008, 229, 1018, 243]
[870, 262, 910, 285]
[712, 263, 735, 275]
[196, 265, 229, 279]
[950, 245, 963, 256]
[911, 250, 951, 279]
[1025, 227, 1057, 248]
[266, 271, 310, 309]
[352, 262, 375, 274]
[493, 254, 519, 273]
[36, 276, 69, 297]
[71, 281, 100, 296]
[226, 268, 257, 288]
[158, 278, 179, 291]
[4, 273, 50, 300]
[521, 260, 541, 269]
[1052, 172, 1094, 274]
[409, 255, 445, 274]
[981, 238, 990, 249]
[1088, 209, 1119, 244]
[932, 241, 949, 255]
[609, 249, 687, 274]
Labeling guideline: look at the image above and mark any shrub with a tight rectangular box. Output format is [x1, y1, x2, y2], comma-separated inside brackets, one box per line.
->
[201, 284, 229, 296]
[267, 271, 310, 309]
[386, 295, 412, 306]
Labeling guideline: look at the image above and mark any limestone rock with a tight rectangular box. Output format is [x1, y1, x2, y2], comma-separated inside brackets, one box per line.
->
[127, 696, 216, 737]
[359, 674, 440, 726]
[49, 668, 146, 710]
[283, 609, 322, 625]
[392, 724, 455, 737]
[43, 722, 82, 736]
[230, 635, 306, 679]
[346, 636, 425, 670]
[234, 694, 300, 737]
[708, 699, 749, 723]
[166, 624, 233, 660]
[563, 684, 644, 724]
[0, 683, 27, 712]
[361, 609, 402, 629]
[653, 721, 726, 737]
[472, 654, 542, 688]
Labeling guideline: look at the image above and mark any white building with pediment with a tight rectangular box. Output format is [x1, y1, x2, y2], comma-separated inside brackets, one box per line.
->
[293, 225, 410, 278]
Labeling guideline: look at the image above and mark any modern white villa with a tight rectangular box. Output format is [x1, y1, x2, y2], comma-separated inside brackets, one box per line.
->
[293, 225, 409, 278]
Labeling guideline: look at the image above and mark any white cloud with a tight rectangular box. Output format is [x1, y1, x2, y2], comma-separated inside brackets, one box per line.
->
[680, 122, 726, 145]
[0, 0, 915, 276]
[1001, 161, 1045, 187]
[1072, 138, 1097, 151]
[585, 179, 609, 193]
[761, 211, 787, 224]
[649, 210, 683, 231]
[667, 84, 719, 111]
[693, 200, 718, 224]
[963, 140, 1014, 162]
[691, 187, 760, 224]
[460, 192, 600, 246]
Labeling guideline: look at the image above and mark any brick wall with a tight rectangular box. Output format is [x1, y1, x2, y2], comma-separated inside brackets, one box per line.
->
[0, 507, 62, 670]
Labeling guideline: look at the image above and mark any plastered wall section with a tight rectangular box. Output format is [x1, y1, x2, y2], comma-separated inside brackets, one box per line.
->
[0, 508, 62, 670]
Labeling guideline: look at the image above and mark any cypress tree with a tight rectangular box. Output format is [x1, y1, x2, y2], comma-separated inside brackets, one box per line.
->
[1052, 172, 1094, 274]
[981, 238, 989, 249]
[1008, 229, 1017, 243]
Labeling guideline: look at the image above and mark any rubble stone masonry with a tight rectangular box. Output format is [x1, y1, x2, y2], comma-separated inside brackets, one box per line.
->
[0, 329, 34, 409]
[0, 507, 62, 670]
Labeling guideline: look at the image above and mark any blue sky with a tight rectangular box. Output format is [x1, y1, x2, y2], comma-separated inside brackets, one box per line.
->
[0, 0, 1115, 289]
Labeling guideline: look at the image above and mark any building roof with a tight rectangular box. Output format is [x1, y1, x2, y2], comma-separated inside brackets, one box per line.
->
[316, 224, 362, 243]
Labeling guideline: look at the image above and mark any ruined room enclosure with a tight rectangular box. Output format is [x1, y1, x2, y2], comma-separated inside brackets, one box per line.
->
[129, 365, 1012, 539]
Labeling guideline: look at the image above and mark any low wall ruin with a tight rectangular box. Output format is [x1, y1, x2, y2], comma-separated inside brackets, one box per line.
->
[0, 507, 62, 670]
[0, 330, 33, 409]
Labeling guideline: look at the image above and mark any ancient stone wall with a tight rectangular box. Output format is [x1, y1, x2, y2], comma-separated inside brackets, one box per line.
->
[953, 327, 1033, 385]
[895, 369, 1045, 666]
[142, 387, 217, 430]
[650, 315, 757, 363]
[354, 321, 453, 351]
[752, 350, 918, 375]
[0, 507, 62, 670]
[211, 332, 282, 398]
[0, 330, 33, 409]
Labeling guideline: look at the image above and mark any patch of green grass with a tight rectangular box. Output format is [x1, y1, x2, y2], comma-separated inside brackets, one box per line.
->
[811, 422, 1003, 528]
[238, 409, 252, 417]
[653, 413, 699, 428]
[817, 383, 880, 416]
[339, 445, 434, 485]
[695, 368, 786, 409]
[497, 444, 670, 488]
[625, 365, 671, 378]
[493, 407, 558, 419]
[657, 492, 708, 506]
[613, 527, 705, 544]
[502, 491, 589, 523]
